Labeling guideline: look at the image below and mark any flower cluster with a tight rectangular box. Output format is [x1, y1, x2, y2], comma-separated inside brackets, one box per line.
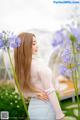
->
[52, 26, 80, 78]
[52, 26, 80, 116]
[0, 31, 21, 50]
[0, 31, 29, 119]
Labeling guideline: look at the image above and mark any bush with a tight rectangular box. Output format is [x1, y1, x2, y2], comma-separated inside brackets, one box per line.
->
[0, 81, 29, 120]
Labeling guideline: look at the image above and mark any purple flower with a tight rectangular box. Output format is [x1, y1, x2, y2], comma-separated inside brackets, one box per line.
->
[72, 63, 80, 71]
[72, 66, 77, 71]
[59, 64, 72, 78]
[52, 30, 64, 47]
[10, 38, 21, 48]
[0, 39, 4, 48]
[65, 69, 72, 78]
[70, 27, 80, 37]
[75, 43, 80, 52]
[63, 33, 71, 45]
[0, 31, 21, 50]
[62, 48, 71, 55]
[59, 64, 67, 75]
[70, 27, 80, 42]
[0, 33, 3, 38]
[9, 35, 21, 48]
[9, 34, 16, 41]
[61, 49, 72, 64]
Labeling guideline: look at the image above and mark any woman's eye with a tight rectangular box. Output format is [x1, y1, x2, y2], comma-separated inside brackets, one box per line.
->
[33, 43, 36, 45]
[33, 41, 37, 45]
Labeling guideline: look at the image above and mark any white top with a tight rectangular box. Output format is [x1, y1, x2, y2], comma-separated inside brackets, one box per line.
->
[24, 55, 64, 119]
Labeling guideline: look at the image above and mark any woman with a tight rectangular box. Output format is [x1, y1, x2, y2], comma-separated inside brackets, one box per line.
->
[14, 32, 65, 120]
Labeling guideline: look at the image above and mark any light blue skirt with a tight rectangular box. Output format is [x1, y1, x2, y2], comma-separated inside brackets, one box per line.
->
[28, 97, 56, 120]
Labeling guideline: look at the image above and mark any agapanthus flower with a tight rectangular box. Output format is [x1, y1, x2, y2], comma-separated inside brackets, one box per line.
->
[0, 39, 4, 48]
[70, 27, 80, 41]
[0, 31, 21, 50]
[59, 64, 67, 75]
[63, 32, 73, 46]
[52, 29, 64, 47]
[52, 26, 80, 115]
[74, 43, 80, 52]
[61, 48, 72, 64]
[65, 69, 72, 78]
[9, 35, 21, 48]
[0, 31, 29, 119]
[59, 64, 72, 78]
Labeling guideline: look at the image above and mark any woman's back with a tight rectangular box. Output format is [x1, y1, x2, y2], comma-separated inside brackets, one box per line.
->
[31, 56, 48, 91]
[24, 56, 48, 98]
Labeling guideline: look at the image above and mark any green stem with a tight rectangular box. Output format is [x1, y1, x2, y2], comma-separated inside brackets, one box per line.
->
[7, 48, 30, 120]
[72, 42, 80, 118]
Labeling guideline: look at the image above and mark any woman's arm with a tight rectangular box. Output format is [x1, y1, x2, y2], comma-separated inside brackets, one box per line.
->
[38, 66, 65, 120]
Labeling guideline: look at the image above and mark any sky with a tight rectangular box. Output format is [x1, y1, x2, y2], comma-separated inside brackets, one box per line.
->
[0, 0, 80, 33]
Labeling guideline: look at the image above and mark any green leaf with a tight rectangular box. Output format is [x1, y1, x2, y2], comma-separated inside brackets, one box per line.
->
[69, 34, 76, 43]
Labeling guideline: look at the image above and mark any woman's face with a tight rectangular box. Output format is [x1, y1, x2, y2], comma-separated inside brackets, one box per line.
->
[32, 36, 38, 54]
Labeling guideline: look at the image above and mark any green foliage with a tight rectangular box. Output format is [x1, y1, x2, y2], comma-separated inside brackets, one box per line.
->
[0, 82, 29, 120]
[69, 34, 76, 43]
[61, 98, 80, 120]
[1, 81, 80, 120]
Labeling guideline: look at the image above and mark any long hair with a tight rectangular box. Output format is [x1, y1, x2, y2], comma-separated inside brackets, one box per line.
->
[14, 32, 38, 93]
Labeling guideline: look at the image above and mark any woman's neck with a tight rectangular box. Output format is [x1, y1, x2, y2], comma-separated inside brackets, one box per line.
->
[32, 52, 40, 59]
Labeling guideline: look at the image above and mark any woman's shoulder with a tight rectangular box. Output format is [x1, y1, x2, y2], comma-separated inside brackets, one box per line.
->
[32, 54, 51, 72]
[32, 55, 44, 65]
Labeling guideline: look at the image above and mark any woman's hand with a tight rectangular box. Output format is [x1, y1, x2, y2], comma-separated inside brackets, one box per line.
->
[36, 91, 48, 101]
[57, 116, 67, 120]
[61, 116, 67, 120]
